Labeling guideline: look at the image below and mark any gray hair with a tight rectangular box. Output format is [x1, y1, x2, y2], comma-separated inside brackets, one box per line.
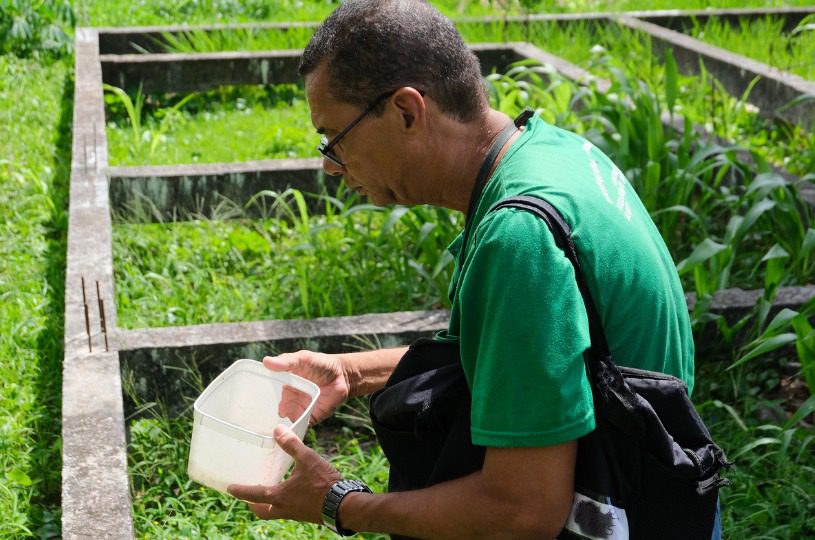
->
[298, 0, 486, 122]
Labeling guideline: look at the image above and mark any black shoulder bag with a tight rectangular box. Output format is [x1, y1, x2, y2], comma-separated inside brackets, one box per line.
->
[369, 115, 729, 539]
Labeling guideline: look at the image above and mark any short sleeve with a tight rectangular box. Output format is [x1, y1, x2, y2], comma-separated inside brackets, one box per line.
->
[458, 208, 596, 447]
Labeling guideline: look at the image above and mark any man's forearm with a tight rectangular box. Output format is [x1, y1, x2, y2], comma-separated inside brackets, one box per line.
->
[337, 443, 576, 540]
[339, 347, 407, 397]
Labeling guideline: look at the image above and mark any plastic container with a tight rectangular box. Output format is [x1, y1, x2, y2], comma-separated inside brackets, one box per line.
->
[187, 359, 320, 494]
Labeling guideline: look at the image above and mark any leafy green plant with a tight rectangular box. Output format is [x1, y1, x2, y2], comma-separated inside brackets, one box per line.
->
[698, 394, 815, 538]
[0, 0, 74, 57]
[103, 83, 198, 162]
[731, 296, 815, 395]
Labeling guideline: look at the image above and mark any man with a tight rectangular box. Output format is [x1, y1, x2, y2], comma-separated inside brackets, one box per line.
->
[229, 1, 700, 538]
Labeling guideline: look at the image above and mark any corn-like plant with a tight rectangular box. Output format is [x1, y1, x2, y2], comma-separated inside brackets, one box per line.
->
[103, 83, 197, 160]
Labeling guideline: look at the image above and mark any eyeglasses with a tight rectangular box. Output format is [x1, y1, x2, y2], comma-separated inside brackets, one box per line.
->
[317, 89, 398, 168]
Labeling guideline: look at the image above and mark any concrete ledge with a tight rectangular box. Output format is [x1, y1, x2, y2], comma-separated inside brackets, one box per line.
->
[107, 158, 332, 221]
[687, 285, 815, 322]
[64, 29, 133, 539]
[100, 49, 303, 93]
[116, 309, 449, 351]
[117, 310, 449, 415]
[116, 285, 815, 415]
[688, 285, 815, 356]
[616, 15, 815, 127]
[633, 7, 815, 32]
[63, 352, 132, 538]
[97, 21, 320, 54]
[100, 44, 527, 94]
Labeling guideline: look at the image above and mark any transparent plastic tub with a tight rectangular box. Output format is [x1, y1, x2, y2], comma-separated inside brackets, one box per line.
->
[187, 359, 320, 494]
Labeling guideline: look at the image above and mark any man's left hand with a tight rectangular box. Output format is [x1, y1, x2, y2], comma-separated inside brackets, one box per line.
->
[228, 424, 343, 523]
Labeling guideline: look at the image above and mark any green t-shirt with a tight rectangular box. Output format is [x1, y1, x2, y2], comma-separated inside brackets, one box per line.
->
[440, 115, 694, 448]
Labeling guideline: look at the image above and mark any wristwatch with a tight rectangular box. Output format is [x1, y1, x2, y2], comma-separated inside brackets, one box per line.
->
[322, 479, 372, 536]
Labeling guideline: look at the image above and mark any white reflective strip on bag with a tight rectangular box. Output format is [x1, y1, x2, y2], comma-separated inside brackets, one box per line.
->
[563, 492, 629, 540]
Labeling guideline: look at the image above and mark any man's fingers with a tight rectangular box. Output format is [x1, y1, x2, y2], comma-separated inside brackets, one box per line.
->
[274, 424, 311, 459]
[263, 354, 297, 372]
[248, 502, 281, 520]
[228, 483, 278, 504]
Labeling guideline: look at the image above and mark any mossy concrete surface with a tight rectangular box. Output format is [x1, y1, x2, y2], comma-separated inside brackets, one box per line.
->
[108, 158, 330, 222]
[63, 28, 133, 539]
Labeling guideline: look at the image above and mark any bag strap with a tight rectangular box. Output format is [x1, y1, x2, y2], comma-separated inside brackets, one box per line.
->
[489, 195, 612, 360]
[461, 109, 535, 257]
[465, 108, 535, 226]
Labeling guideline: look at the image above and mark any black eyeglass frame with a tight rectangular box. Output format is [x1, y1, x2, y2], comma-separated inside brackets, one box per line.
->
[316, 88, 424, 168]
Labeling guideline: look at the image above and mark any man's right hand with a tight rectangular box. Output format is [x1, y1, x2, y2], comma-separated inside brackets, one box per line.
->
[263, 350, 351, 426]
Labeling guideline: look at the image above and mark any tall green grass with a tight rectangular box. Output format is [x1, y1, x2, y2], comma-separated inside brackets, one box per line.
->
[0, 56, 70, 539]
[525, 20, 815, 177]
[695, 373, 815, 537]
[111, 58, 815, 327]
[149, 26, 316, 54]
[690, 14, 815, 80]
[113, 187, 460, 328]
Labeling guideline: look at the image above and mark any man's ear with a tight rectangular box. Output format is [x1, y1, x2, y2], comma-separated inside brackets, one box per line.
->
[391, 87, 426, 132]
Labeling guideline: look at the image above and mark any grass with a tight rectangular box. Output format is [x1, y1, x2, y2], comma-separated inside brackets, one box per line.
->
[113, 188, 459, 328]
[79, 0, 815, 27]
[690, 15, 815, 80]
[525, 19, 815, 177]
[128, 405, 391, 539]
[148, 27, 316, 54]
[105, 84, 317, 165]
[0, 55, 71, 539]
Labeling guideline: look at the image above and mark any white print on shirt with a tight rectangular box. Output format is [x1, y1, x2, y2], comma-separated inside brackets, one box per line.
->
[583, 141, 632, 222]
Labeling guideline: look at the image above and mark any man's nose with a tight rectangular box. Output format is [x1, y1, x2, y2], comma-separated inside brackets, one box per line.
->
[322, 157, 345, 176]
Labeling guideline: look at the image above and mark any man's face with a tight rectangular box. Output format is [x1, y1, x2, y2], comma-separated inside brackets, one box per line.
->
[304, 64, 409, 206]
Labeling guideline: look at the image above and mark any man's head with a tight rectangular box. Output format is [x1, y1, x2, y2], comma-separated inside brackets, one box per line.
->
[298, 0, 486, 123]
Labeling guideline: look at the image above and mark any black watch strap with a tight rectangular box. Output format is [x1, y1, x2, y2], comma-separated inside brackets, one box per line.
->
[322, 479, 372, 536]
